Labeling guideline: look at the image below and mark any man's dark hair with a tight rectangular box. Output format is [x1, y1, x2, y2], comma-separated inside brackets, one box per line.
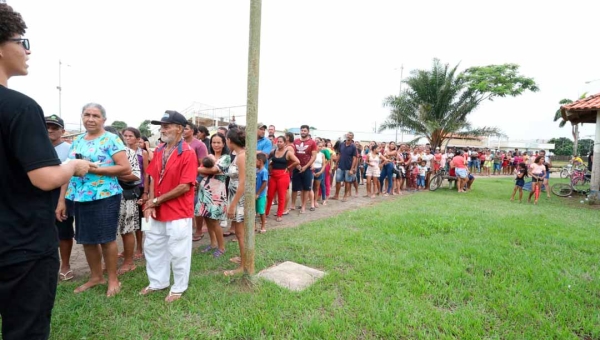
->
[0, 5, 27, 44]
[197, 125, 209, 136]
[300, 124, 310, 131]
[186, 121, 198, 135]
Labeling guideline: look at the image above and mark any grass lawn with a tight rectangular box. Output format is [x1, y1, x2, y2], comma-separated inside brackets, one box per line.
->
[47, 178, 599, 339]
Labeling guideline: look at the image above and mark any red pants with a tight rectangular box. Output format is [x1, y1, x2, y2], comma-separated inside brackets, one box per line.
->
[266, 169, 290, 217]
[324, 164, 331, 197]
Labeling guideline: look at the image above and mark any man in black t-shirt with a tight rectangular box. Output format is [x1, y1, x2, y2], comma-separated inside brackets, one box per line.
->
[0, 5, 94, 340]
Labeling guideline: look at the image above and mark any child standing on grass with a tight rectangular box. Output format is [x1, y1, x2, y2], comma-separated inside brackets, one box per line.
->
[417, 160, 427, 190]
[256, 154, 269, 233]
[510, 162, 528, 202]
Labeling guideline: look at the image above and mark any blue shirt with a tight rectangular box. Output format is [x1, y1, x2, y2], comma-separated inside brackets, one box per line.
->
[65, 131, 126, 202]
[257, 136, 272, 155]
[338, 141, 357, 171]
[54, 141, 71, 162]
[256, 167, 269, 198]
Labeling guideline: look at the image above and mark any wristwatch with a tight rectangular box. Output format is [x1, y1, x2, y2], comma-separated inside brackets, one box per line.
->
[152, 197, 159, 206]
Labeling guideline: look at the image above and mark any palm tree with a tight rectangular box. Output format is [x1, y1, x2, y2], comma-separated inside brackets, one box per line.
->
[553, 93, 586, 157]
[379, 59, 501, 149]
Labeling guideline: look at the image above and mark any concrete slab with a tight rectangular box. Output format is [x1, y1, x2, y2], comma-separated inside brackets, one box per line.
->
[257, 261, 326, 291]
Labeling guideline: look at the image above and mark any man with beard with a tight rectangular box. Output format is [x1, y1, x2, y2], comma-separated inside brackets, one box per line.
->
[292, 125, 317, 213]
[257, 124, 272, 155]
[141, 111, 197, 303]
[0, 5, 94, 339]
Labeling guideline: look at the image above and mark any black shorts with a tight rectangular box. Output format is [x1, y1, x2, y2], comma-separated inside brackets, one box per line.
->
[292, 169, 314, 191]
[0, 252, 59, 340]
[56, 216, 75, 240]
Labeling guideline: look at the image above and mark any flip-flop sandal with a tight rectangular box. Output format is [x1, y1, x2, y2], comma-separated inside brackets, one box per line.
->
[139, 286, 167, 296]
[117, 253, 124, 258]
[259, 229, 267, 234]
[200, 245, 215, 253]
[223, 232, 235, 237]
[59, 270, 74, 281]
[133, 253, 145, 260]
[282, 210, 290, 215]
[192, 234, 204, 242]
[276, 217, 283, 222]
[165, 292, 183, 303]
[213, 249, 225, 258]
[230, 256, 241, 264]
[309, 207, 315, 211]
[117, 264, 137, 276]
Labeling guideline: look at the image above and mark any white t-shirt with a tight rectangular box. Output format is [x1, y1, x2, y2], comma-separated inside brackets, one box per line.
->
[422, 154, 434, 168]
[418, 165, 427, 176]
[313, 152, 324, 169]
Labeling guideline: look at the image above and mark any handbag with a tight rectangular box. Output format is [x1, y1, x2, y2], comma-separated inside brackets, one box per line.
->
[119, 180, 142, 200]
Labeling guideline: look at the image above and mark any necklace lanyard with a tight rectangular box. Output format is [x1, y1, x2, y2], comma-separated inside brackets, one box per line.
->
[159, 140, 181, 184]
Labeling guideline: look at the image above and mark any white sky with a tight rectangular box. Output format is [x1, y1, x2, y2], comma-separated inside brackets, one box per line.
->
[7, 0, 600, 140]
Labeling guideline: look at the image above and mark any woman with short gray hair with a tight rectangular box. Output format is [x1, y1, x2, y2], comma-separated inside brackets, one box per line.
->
[57, 103, 132, 297]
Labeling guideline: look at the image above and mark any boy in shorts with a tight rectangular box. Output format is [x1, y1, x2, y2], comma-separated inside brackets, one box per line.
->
[256, 154, 269, 233]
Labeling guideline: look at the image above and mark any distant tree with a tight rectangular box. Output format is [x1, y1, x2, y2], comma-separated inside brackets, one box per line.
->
[110, 120, 128, 132]
[548, 137, 574, 156]
[138, 120, 153, 138]
[553, 93, 587, 157]
[578, 138, 594, 156]
[309, 126, 318, 131]
[380, 60, 537, 148]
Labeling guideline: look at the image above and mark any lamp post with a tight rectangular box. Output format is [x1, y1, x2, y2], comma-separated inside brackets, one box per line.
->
[395, 64, 404, 143]
[56, 60, 71, 118]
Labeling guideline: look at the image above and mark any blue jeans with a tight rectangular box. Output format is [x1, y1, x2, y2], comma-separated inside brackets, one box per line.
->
[417, 175, 425, 187]
[379, 163, 394, 194]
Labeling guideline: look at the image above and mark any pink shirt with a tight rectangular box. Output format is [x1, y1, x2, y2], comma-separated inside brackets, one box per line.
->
[529, 163, 546, 175]
[452, 155, 466, 169]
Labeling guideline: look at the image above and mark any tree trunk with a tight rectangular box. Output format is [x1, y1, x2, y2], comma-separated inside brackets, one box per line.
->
[572, 124, 579, 156]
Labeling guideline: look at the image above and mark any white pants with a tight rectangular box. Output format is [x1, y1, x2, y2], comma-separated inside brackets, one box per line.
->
[144, 218, 192, 294]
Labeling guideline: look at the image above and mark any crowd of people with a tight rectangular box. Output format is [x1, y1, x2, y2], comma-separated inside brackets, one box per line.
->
[0, 4, 562, 339]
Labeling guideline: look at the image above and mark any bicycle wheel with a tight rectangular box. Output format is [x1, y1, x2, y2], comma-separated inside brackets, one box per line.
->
[551, 183, 572, 197]
[560, 169, 569, 179]
[429, 174, 442, 191]
[572, 177, 590, 193]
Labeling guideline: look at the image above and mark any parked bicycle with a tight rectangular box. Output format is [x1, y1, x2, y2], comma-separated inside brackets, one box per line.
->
[551, 168, 591, 197]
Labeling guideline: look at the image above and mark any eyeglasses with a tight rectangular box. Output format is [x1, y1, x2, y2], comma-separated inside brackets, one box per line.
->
[9, 38, 30, 50]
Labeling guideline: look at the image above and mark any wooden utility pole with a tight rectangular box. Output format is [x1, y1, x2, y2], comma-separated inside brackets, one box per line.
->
[243, 0, 262, 276]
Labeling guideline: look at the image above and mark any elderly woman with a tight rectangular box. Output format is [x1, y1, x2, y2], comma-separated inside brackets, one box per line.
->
[58, 103, 131, 297]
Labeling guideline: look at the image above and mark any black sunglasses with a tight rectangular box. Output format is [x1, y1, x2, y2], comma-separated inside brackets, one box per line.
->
[9, 38, 30, 50]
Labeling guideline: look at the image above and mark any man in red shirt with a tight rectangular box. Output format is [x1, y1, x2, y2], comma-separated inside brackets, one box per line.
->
[292, 125, 317, 213]
[141, 111, 197, 303]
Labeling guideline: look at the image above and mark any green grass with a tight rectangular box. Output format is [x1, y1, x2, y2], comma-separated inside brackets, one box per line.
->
[47, 178, 600, 339]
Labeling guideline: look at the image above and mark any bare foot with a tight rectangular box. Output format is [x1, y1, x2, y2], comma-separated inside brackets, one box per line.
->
[74, 278, 106, 294]
[117, 263, 137, 275]
[224, 268, 243, 277]
[276, 216, 283, 222]
[106, 281, 122, 298]
[230, 256, 241, 264]
[133, 252, 144, 260]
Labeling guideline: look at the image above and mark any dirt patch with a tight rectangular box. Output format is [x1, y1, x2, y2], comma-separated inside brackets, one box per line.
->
[63, 185, 414, 280]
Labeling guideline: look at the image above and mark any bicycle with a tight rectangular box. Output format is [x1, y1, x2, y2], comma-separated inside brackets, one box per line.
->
[551, 168, 591, 197]
[429, 168, 456, 191]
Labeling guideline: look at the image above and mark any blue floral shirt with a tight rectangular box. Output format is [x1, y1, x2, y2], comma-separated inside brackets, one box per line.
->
[66, 131, 125, 202]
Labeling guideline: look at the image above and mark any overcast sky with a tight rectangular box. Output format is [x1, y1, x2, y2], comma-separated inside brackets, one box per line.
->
[7, 0, 600, 141]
